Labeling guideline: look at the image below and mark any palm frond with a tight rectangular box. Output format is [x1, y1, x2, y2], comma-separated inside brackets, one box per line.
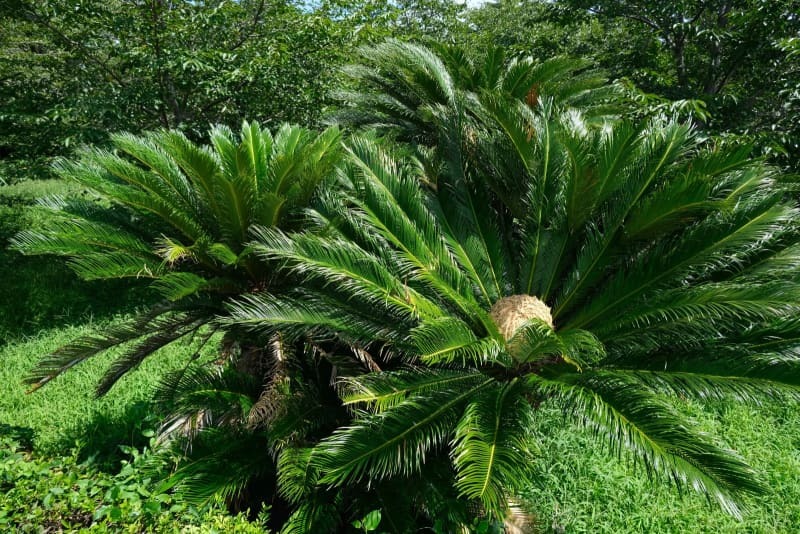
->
[606, 369, 800, 404]
[280, 497, 341, 534]
[410, 318, 506, 366]
[22, 307, 166, 391]
[339, 368, 485, 412]
[313, 378, 495, 486]
[159, 428, 273, 505]
[95, 312, 211, 396]
[250, 226, 443, 321]
[452, 380, 535, 517]
[154, 364, 260, 437]
[534, 371, 763, 518]
[277, 447, 318, 505]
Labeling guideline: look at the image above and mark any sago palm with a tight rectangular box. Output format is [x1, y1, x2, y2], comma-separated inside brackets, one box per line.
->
[12, 121, 341, 394]
[230, 104, 800, 526]
[332, 40, 622, 147]
[10, 119, 415, 528]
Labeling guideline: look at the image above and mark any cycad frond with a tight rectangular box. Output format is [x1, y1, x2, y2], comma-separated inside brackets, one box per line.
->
[24, 306, 207, 394]
[241, 99, 800, 518]
[452, 380, 535, 517]
[339, 368, 485, 412]
[280, 498, 341, 534]
[313, 378, 495, 486]
[534, 371, 763, 518]
[95, 313, 211, 396]
[410, 318, 506, 366]
[250, 226, 442, 322]
[154, 364, 260, 436]
[277, 447, 318, 505]
[334, 41, 621, 144]
[607, 369, 800, 404]
[159, 428, 274, 505]
[16, 121, 343, 401]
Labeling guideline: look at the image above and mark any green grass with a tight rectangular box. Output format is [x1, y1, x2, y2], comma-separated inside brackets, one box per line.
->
[0, 320, 217, 465]
[0, 180, 152, 341]
[523, 400, 800, 532]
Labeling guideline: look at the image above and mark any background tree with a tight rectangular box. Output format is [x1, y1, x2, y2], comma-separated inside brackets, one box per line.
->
[0, 0, 348, 181]
[466, 0, 800, 168]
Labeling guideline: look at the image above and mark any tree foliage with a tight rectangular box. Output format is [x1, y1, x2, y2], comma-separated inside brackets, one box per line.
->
[0, 0, 348, 181]
[466, 0, 800, 168]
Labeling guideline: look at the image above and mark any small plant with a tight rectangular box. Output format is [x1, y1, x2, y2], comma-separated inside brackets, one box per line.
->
[0, 435, 266, 532]
[352, 509, 382, 532]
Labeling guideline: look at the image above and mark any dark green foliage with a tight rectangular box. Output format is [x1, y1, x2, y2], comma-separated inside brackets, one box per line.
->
[0, 0, 350, 180]
[5, 17, 800, 531]
[332, 40, 622, 147]
[4, 324, 800, 532]
[466, 0, 800, 170]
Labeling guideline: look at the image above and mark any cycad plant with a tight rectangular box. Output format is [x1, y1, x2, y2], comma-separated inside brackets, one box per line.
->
[332, 40, 622, 147]
[12, 121, 341, 395]
[231, 102, 800, 527]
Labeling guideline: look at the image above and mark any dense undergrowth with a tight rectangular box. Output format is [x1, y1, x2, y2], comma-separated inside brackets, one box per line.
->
[0, 435, 266, 533]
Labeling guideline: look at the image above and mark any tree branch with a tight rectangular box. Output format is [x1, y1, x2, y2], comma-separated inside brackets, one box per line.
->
[230, 0, 266, 51]
[588, 6, 662, 32]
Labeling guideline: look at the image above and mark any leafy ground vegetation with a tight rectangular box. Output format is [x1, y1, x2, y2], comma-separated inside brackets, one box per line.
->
[0, 436, 266, 533]
[2, 1, 800, 533]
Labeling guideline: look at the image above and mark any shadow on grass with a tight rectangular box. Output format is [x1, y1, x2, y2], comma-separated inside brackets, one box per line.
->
[54, 401, 164, 471]
[0, 250, 153, 344]
[0, 181, 155, 343]
[0, 423, 35, 450]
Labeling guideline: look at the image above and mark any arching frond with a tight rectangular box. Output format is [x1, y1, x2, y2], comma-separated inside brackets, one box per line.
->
[339, 368, 485, 412]
[452, 380, 535, 517]
[533, 372, 764, 519]
[158, 428, 274, 505]
[313, 378, 495, 487]
[280, 498, 341, 534]
[154, 364, 260, 437]
[23, 306, 208, 395]
[410, 318, 506, 366]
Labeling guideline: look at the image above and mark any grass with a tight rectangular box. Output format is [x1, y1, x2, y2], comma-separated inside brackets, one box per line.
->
[0, 320, 218, 466]
[523, 400, 800, 532]
[0, 180, 152, 341]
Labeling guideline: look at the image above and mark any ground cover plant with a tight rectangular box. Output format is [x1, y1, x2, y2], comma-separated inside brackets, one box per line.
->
[0, 323, 270, 531]
[3, 36, 800, 534]
[0, 435, 266, 533]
